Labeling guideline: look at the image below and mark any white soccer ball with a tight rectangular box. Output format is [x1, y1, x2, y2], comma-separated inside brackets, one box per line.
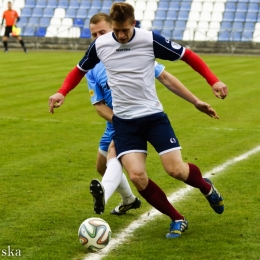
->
[78, 217, 112, 251]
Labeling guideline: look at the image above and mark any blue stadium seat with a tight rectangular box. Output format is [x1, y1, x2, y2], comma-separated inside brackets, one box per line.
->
[18, 17, 28, 27]
[155, 10, 167, 20]
[25, 0, 36, 8]
[172, 29, 184, 41]
[27, 17, 39, 26]
[31, 7, 43, 17]
[57, 0, 69, 9]
[157, 1, 169, 10]
[218, 30, 230, 41]
[168, 1, 180, 11]
[234, 11, 246, 22]
[68, 0, 79, 9]
[241, 30, 253, 42]
[178, 11, 189, 21]
[21, 8, 32, 18]
[35, 27, 47, 37]
[244, 22, 255, 30]
[42, 8, 54, 18]
[166, 10, 178, 21]
[66, 8, 77, 18]
[160, 29, 172, 39]
[257, 13, 260, 22]
[232, 22, 243, 31]
[35, 0, 46, 8]
[87, 9, 99, 18]
[236, 2, 248, 11]
[91, 0, 102, 8]
[76, 9, 88, 19]
[222, 12, 235, 22]
[23, 26, 35, 36]
[84, 19, 90, 28]
[246, 11, 257, 22]
[248, 2, 259, 11]
[102, 0, 113, 8]
[221, 21, 232, 29]
[46, 0, 57, 8]
[39, 17, 50, 27]
[175, 20, 186, 29]
[73, 18, 84, 28]
[152, 20, 163, 29]
[225, 2, 236, 12]
[164, 20, 175, 29]
[80, 28, 91, 38]
[231, 31, 241, 41]
[99, 8, 110, 14]
[180, 1, 191, 11]
[79, 0, 91, 9]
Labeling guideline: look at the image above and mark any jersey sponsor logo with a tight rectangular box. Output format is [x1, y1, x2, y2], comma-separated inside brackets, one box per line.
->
[116, 48, 131, 52]
[89, 89, 94, 97]
[170, 138, 176, 143]
[171, 42, 182, 49]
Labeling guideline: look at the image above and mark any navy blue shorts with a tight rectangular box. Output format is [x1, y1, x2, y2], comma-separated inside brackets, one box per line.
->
[112, 112, 181, 158]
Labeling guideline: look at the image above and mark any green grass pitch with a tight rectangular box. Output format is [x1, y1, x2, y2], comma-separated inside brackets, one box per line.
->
[0, 50, 260, 260]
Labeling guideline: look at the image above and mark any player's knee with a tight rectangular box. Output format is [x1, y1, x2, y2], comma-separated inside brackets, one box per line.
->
[128, 171, 144, 185]
[167, 166, 186, 181]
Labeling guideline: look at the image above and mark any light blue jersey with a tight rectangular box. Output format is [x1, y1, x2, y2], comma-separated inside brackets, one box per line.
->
[86, 62, 165, 152]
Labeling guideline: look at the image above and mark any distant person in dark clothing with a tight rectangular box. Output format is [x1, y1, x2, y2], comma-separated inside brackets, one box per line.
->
[1, 1, 27, 52]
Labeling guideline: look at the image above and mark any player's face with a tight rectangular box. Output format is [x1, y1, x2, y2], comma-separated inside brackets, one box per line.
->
[90, 20, 112, 40]
[112, 19, 135, 44]
[8, 2, 12, 9]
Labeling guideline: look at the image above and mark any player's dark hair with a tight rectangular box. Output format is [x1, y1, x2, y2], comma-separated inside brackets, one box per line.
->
[110, 2, 135, 24]
[89, 13, 111, 26]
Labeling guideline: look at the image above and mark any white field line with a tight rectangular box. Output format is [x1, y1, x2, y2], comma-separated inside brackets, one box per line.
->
[83, 145, 260, 260]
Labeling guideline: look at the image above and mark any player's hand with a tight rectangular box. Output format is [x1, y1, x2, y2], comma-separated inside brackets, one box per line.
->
[212, 81, 228, 99]
[49, 93, 65, 114]
[194, 100, 219, 119]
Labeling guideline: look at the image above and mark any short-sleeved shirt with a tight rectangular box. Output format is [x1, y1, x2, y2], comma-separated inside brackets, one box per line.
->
[78, 28, 185, 119]
[3, 9, 18, 26]
[86, 61, 165, 151]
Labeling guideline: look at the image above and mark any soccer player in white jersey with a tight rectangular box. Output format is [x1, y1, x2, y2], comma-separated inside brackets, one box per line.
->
[86, 14, 144, 215]
[85, 13, 219, 216]
[49, 2, 228, 238]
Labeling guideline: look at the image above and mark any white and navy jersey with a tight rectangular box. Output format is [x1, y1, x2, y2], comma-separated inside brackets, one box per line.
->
[78, 28, 185, 119]
[85, 60, 165, 133]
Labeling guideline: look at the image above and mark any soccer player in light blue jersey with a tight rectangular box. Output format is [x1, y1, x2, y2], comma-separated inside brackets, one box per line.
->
[49, 3, 228, 239]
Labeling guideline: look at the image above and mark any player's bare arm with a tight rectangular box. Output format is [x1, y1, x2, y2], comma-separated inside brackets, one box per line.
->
[94, 101, 114, 123]
[157, 70, 219, 119]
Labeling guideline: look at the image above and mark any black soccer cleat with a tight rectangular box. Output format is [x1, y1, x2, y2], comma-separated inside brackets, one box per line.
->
[110, 197, 141, 215]
[90, 179, 105, 214]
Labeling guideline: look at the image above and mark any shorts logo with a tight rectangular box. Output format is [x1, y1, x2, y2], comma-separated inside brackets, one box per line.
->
[170, 138, 176, 143]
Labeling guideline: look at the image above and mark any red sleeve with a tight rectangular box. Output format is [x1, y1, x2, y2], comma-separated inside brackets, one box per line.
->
[58, 66, 86, 96]
[181, 49, 219, 87]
